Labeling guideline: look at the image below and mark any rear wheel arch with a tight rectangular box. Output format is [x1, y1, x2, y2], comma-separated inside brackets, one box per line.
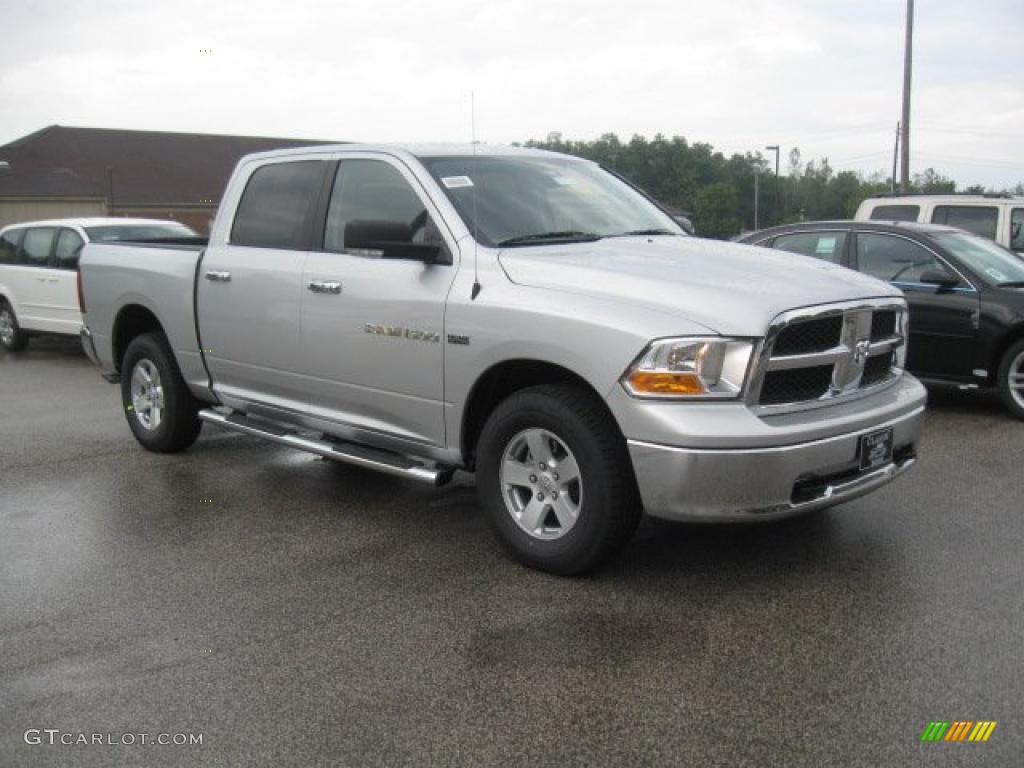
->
[112, 304, 164, 371]
[460, 359, 622, 470]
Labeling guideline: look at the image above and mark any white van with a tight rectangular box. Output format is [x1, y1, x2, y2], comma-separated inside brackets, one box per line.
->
[855, 194, 1024, 254]
[0, 217, 196, 351]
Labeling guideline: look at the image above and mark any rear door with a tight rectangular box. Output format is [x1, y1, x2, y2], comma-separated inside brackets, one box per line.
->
[197, 158, 328, 409]
[299, 154, 458, 447]
[15, 227, 60, 332]
[853, 231, 979, 380]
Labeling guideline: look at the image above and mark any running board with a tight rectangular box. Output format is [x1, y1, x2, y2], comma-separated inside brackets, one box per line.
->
[198, 408, 453, 487]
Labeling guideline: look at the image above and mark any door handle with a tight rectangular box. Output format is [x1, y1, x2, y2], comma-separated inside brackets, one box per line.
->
[307, 280, 342, 295]
[205, 270, 231, 282]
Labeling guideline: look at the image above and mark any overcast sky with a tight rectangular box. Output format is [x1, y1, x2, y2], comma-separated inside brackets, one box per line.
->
[2, 0, 1022, 187]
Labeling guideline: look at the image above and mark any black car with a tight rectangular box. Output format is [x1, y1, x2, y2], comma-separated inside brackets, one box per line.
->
[739, 221, 1024, 419]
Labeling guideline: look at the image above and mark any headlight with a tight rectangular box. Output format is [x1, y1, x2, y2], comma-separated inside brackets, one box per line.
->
[622, 337, 754, 399]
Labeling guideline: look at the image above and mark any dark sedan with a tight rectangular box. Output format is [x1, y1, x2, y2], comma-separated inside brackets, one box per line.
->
[739, 221, 1024, 419]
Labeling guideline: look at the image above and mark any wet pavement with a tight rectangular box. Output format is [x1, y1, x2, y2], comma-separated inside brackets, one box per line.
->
[1, 337, 1021, 767]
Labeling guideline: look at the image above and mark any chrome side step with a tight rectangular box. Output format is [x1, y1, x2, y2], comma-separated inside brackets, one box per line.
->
[198, 408, 454, 487]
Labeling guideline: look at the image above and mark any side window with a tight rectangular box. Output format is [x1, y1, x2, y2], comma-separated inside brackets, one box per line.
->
[20, 227, 57, 267]
[869, 205, 920, 222]
[0, 229, 22, 265]
[1011, 208, 1024, 252]
[230, 160, 325, 249]
[931, 205, 998, 240]
[856, 233, 951, 284]
[54, 229, 85, 270]
[772, 231, 846, 264]
[323, 159, 430, 254]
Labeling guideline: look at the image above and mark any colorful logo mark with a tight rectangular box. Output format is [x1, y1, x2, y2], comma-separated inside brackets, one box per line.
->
[920, 721, 997, 742]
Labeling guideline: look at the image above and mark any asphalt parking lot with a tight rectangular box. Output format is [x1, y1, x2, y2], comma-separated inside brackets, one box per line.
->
[1, 337, 1021, 767]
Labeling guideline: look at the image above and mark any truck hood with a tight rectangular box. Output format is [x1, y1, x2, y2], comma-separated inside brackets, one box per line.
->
[497, 236, 901, 336]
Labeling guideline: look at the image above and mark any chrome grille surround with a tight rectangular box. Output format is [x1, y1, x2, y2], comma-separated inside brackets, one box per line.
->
[747, 298, 908, 412]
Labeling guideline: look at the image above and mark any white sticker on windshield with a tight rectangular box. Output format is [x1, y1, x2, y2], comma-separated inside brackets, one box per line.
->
[552, 176, 577, 186]
[985, 267, 1008, 281]
[441, 175, 474, 189]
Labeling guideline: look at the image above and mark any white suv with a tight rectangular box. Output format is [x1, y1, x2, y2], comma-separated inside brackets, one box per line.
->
[855, 194, 1024, 254]
[0, 217, 196, 351]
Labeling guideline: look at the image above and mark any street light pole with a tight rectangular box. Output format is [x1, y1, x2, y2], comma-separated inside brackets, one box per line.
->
[753, 167, 760, 232]
[765, 145, 780, 224]
[900, 0, 914, 193]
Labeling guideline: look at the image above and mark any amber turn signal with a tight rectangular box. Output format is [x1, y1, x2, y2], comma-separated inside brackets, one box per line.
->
[627, 371, 706, 395]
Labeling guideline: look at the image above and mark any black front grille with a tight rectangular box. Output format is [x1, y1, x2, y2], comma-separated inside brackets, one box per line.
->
[861, 353, 894, 387]
[773, 315, 843, 356]
[760, 365, 833, 405]
[870, 310, 897, 340]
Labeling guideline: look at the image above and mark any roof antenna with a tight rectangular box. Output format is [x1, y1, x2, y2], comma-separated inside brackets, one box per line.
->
[470, 91, 481, 300]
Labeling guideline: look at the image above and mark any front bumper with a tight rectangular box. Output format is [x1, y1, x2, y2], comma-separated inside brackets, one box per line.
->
[626, 380, 926, 522]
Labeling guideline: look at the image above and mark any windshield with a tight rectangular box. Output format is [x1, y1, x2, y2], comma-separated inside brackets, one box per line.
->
[931, 231, 1024, 286]
[85, 222, 197, 242]
[420, 155, 682, 247]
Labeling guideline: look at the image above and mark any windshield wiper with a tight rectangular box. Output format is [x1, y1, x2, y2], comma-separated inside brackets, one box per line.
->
[497, 230, 602, 246]
[997, 281, 1024, 288]
[608, 228, 682, 238]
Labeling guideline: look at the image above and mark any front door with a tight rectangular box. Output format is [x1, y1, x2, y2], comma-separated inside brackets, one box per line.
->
[854, 231, 979, 380]
[299, 155, 457, 447]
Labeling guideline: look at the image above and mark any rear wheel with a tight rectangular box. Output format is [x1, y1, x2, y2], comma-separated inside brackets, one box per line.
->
[475, 384, 642, 575]
[121, 332, 202, 452]
[0, 300, 29, 352]
[997, 339, 1024, 420]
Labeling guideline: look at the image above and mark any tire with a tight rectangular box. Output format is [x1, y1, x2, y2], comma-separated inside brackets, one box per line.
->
[996, 338, 1024, 420]
[120, 332, 202, 452]
[0, 300, 29, 352]
[475, 384, 642, 575]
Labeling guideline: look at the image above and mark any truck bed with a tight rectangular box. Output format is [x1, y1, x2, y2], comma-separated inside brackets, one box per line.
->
[79, 239, 209, 394]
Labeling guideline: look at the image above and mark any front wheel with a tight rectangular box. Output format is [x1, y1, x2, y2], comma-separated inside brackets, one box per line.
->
[997, 339, 1024, 420]
[121, 332, 202, 452]
[475, 384, 642, 575]
[0, 300, 29, 352]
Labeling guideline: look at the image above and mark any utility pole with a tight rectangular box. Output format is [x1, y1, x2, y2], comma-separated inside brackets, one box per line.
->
[753, 167, 760, 231]
[892, 122, 900, 194]
[765, 145, 780, 224]
[900, 0, 913, 193]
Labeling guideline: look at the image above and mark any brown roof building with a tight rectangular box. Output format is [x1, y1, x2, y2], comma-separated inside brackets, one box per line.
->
[0, 125, 335, 233]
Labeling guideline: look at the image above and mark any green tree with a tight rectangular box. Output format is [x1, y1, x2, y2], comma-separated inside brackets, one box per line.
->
[694, 183, 740, 239]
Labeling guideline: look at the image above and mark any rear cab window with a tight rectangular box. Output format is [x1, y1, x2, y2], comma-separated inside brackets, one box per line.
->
[771, 231, 847, 264]
[869, 204, 920, 222]
[931, 205, 998, 240]
[230, 161, 325, 249]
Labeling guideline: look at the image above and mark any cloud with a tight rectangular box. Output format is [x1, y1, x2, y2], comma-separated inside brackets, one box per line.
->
[1, 0, 1021, 187]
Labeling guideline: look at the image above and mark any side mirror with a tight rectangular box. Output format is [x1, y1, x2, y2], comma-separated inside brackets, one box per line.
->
[672, 214, 695, 235]
[344, 219, 444, 263]
[919, 270, 960, 290]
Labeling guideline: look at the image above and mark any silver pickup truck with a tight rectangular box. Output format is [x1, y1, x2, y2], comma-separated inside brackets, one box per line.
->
[79, 144, 926, 574]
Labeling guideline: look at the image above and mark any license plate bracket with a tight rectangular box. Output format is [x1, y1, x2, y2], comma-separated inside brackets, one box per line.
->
[859, 427, 894, 471]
